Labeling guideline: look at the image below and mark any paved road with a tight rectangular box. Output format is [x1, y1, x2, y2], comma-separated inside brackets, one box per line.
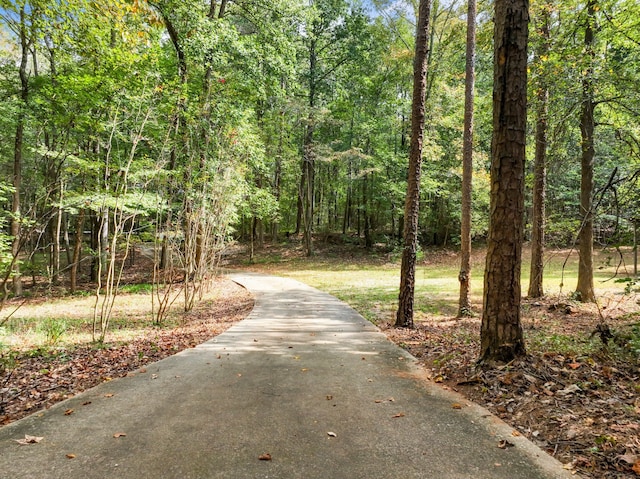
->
[0, 273, 573, 479]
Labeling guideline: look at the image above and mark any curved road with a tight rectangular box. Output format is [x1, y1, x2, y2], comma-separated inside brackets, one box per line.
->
[0, 273, 573, 479]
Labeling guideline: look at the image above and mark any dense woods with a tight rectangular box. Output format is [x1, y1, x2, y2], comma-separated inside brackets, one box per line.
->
[0, 0, 639, 336]
[2, 3, 640, 474]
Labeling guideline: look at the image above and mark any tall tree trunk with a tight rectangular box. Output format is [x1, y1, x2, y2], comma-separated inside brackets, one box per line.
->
[52, 181, 63, 285]
[457, 0, 477, 317]
[343, 159, 353, 234]
[90, 214, 99, 282]
[155, 4, 188, 270]
[363, 173, 372, 248]
[395, 0, 433, 328]
[576, 0, 597, 302]
[302, 38, 317, 257]
[272, 103, 284, 242]
[44, 34, 63, 285]
[528, 5, 551, 299]
[11, 6, 31, 297]
[295, 170, 304, 236]
[303, 130, 314, 256]
[480, 0, 529, 363]
[70, 208, 86, 293]
[64, 212, 72, 267]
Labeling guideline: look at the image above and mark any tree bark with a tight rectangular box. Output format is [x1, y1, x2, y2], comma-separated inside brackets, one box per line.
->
[302, 37, 317, 257]
[396, 0, 433, 328]
[480, 0, 529, 363]
[70, 208, 86, 293]
[363, 173, 372, 249]
[11, 5, 31, 297]
[576, 0, 597, 302]
[457, 0, 477, 317]
[528, 5, 550, 299]
[272, 104, 284, 242]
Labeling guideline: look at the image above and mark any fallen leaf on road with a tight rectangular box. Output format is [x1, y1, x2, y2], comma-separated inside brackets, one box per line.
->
[258, 453, 272, 461]
[104, 393, 114, 398]
[64, 409, 74, 416]
[151, 374, 158, 379]
[451, 403, 462, 409]
[392, 412, 405, 418]
[497, 440, 514, 449]
[113, 433, 127, 438]
[511, 430, 521, 437]
[66, 454, 76, 459]
[15, 435, 44, 445]
[327, 432, 337, 437]
[82, 401, 92, 406]
[301, 368, 308, 372]
[326, 395, 333, 400]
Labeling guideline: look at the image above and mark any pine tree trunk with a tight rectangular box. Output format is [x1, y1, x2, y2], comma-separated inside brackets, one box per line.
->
[396, 0, 433, 328]
[480, 0, 529, 363]
[576, 0, 597, 302]
[528, 6, 550, 299]
[457, 0, 477, 318]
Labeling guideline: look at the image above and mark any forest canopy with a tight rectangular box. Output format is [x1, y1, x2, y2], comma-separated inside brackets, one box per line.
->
[0, 0, 639, 303]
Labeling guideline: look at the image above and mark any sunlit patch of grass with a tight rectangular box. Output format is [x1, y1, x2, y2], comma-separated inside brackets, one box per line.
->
[119, 283, 153, 294]
[525, 330, 601, 356]
[0, 285, 226, 352]
[244, 245, 637, 327]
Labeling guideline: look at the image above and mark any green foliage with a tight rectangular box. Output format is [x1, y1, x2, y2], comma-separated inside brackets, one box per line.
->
[626, 324, 640, 357]
[119, 283, 153, 294]
[38, 318, 68, 347]
[0, 182, 15, 278]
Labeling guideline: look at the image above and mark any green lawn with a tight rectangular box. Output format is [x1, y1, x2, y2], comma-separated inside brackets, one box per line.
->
[244, 245, 639, 325]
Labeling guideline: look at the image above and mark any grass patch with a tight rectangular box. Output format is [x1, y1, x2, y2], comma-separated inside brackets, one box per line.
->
[241, 245, 639, 327]
[119, 283, 153, 294]
[0, 285, 222, 352]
